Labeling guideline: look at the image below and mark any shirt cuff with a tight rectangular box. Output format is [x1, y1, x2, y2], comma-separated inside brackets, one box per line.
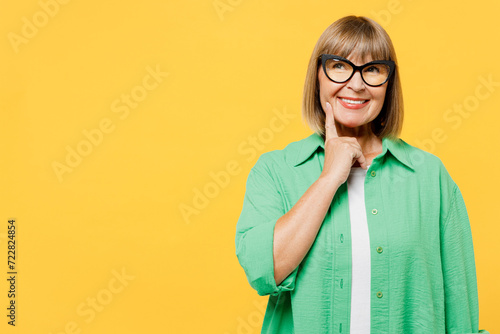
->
[236, 218, 298, 297]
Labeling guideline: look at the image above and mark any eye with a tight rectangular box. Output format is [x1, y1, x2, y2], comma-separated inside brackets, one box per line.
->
[327, 60, 349, 71]
[365, 65, 380, 73]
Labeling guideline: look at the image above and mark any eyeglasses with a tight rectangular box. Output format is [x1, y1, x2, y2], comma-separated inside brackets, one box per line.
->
[320, 54, 395, 87]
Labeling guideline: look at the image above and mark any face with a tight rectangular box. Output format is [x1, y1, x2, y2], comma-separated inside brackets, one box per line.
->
[317, 52, 388, 131]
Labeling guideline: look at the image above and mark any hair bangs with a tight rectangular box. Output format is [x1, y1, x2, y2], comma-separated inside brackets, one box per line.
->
[323, 22, 391, 62]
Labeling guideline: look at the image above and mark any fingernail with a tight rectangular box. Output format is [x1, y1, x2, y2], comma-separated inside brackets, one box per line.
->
[326, 102, 330, 109]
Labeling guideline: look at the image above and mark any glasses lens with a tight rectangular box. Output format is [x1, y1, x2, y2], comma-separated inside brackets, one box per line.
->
[324, 58, 353, 82]
[361, 64, 391, 86]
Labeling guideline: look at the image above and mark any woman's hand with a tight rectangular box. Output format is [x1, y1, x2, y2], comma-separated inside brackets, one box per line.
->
[320, 101, 368, 187]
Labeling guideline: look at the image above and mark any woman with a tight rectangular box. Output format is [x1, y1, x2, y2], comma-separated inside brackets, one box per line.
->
[235, 16, 488, 334]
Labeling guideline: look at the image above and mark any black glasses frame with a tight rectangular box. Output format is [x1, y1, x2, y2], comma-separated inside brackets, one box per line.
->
[320, 54, 396, 87]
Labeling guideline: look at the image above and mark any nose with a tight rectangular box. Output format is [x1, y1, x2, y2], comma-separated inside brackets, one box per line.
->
[346, 70, 365, 92]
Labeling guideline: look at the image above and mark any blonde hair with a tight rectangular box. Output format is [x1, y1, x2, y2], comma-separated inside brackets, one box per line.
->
[302, 15, 403, 139]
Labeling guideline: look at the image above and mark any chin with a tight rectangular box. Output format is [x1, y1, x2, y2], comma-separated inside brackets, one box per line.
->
[336, 116, 366, 128]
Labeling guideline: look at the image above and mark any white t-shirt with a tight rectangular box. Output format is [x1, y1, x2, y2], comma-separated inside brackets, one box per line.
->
[347, 166, 371, 333]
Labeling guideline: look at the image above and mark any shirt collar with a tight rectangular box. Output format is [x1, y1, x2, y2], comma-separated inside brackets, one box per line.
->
[291, 132, 415, 170]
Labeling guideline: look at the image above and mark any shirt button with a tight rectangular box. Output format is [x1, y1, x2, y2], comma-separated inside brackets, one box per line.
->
[376, 291, 383, 298]
[376, 246, 383, 253]
[372, 209, 378, 215]
[370, 171, 376, 177]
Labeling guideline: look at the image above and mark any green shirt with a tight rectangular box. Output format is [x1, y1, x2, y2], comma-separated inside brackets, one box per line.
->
[235, 132, 488, 334]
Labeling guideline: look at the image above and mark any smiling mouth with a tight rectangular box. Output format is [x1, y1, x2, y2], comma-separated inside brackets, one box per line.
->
[339, 97, 369, 104]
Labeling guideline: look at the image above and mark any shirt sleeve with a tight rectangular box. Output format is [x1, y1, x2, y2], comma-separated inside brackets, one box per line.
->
[235, 155, 299, 297]
[440, 184, 489, 334]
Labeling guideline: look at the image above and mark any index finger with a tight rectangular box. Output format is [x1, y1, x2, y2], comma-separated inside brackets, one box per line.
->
[324, 101, 338, 140]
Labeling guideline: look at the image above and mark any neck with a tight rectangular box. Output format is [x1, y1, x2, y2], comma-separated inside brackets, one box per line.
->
[351, 132, 382, 155]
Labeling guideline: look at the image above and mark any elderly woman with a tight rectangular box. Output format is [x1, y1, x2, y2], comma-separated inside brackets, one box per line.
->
[235, 15, 489, 334]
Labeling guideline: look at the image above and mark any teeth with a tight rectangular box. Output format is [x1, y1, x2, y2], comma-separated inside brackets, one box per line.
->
[340, 98, 368, 104]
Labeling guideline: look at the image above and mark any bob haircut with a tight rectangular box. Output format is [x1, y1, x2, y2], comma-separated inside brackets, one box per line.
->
[302, 15, 403, 139]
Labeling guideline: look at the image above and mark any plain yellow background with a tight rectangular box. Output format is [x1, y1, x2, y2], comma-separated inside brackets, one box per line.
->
[1, 0, 498, 333]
